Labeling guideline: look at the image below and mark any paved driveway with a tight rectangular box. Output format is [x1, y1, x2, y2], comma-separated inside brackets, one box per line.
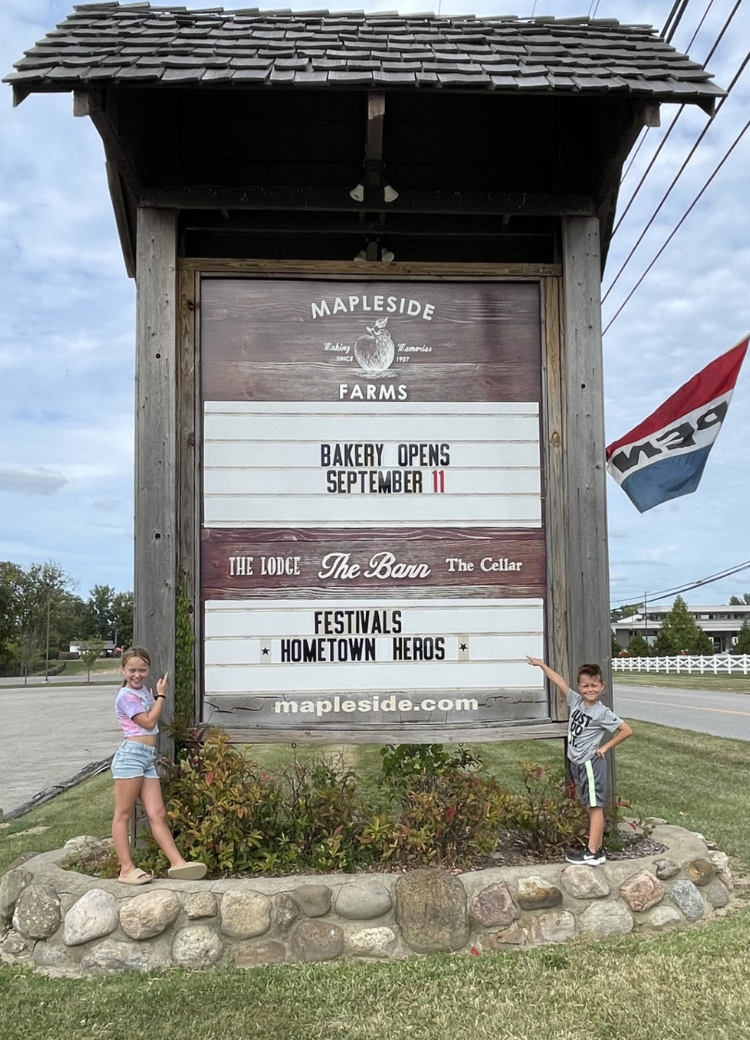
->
[1, 682, 122, 814]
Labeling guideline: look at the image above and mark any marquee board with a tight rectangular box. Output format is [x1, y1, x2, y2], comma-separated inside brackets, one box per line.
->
[199, 277, 550, 739]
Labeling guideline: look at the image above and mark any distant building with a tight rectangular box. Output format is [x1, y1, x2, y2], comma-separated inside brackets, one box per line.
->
[612, 605, 750, 653]
[69, 640, 117, 658]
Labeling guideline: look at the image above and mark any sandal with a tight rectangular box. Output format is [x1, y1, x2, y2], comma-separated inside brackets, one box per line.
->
[118, 868, 152, 886]
[167, 863, 207, 880]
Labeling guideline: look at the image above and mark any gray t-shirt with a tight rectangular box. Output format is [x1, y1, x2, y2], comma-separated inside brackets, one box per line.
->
[566, 689, 623, 763]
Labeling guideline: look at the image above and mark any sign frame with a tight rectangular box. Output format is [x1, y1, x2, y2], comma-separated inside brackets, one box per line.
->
[176, 259, 570, 743]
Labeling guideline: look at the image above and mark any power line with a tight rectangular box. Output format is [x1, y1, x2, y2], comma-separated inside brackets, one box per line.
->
[611, 0, 744, 248]
[665, 0, 691, 42]
[685, 0, 718, 51]
[610, 560, 750, 609]
[603, 111, 750, 334]
[603, 44, 750, 304]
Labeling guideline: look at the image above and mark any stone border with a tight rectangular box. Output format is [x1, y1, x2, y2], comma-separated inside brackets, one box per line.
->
[0, 824, 734, 977]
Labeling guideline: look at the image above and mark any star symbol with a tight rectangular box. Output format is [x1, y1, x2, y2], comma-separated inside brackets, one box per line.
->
[261, 646, 270, 656]
[460, 643, 468, 651]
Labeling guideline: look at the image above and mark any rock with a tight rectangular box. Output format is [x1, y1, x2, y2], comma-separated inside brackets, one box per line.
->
[482, 923, 527, 950]
[120, 890, 181, 940]
[561, 865, 610, 900]
[704, 877, 730, 909]
[671, 880, 705, 922]
[643, 905, 682, 930]
[687, 859, 715, 887]
[220, 891, 272, 939]
[619, 871, 664, 913]
[528, 911, 576, 945]
[708, 851, 730, 874]
[13, 883, 61, 940]
[1, 931, 29, 956]
[172, 926, 223, 968]
[274, 893, 299, 931]
[33, 942, 76, 968]
[335, 880, 392, 920]
[706, 852, 733, 891]
[184, 892, 218, 920]
[292, 884, 332, 917]
[0, 867, 33, 923]
[395, 869, 469, 953]
[232, 940, 286, 967]
[6, 851, 41, 872]
[579, 901, 634, 939]
[470, 882, 520, 928]
[346, 927, 397, 958]
[81, 939, 150, 975]
[63, 889, 119, 946]
[653, 858, 681, 880]
[60, 835, 112, 866]
[647, 818, 667, 826]
[516, 876, 562, 910]
[289, 919, 344, 962]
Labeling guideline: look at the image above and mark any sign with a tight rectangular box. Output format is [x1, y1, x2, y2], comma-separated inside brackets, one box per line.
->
[200, 278, 547, 737]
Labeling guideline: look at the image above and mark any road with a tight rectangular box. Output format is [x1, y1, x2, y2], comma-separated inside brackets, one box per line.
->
[614, 682, 750, 742]
[0, 681, 122, 815]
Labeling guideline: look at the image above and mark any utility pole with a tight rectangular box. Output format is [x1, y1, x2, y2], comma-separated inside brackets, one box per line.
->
[44, 585, 51, 682]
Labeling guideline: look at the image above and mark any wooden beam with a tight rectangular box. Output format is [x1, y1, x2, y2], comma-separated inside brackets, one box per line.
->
[177, 258, 562, 277]
[135, 208, 178, 761]
[140, 185, 595, 217]
[542, 275, 570, 723]
[206, 722, 568, 745]
[595, 100, 659, 267]
[561, 216, 616, 799]
[176, 268, 200, 726]
[84, 88, 142, 197]
[105, 160, 136, 278]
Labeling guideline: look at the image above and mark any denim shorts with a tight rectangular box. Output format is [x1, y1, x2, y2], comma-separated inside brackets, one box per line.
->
[111, 740, 159, 780]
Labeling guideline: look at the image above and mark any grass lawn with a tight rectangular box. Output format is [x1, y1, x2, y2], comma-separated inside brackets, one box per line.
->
[2, 722, 749, 1040]
[613, 672, 750, 692]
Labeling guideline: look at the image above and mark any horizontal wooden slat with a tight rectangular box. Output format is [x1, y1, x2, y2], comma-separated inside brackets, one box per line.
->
[207, 721, 568, 744]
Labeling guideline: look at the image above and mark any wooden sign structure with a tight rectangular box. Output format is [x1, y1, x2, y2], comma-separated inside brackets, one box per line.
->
[199, 276, 549, 740]
[7, 7, 723, 750]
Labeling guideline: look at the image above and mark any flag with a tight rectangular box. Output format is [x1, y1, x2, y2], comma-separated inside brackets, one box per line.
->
[606, 336, 748, 513]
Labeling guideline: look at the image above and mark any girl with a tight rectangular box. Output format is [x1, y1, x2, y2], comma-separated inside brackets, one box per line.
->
[111, 646, 206, 884]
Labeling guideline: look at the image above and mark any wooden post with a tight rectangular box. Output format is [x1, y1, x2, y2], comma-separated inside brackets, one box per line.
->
[135, 207, 178, 762]
[561, 216, 616, 806]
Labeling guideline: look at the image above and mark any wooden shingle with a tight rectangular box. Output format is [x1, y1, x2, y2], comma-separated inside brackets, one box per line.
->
[4, 2, 724, 110]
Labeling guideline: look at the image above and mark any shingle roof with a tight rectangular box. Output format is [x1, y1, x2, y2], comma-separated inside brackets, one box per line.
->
[5, 2, 724, 105]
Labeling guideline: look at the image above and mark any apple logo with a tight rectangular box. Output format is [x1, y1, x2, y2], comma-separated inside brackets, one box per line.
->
[353, 317, 396, 377]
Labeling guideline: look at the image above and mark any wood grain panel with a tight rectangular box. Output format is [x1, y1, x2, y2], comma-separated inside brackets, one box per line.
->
[201, 278, 541, 403]
[201, 527, 546, 597]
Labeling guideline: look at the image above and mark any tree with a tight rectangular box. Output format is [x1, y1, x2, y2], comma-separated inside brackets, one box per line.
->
[111, 591, 134, 649]
[610, 603, 641, 623]
[729, 593, 750, 605]
[0, 561, 74, 678]
[734, 619, 750, 655]
[655, 596, 714, 655]
[79, 639, 105, 683]
[611, 633, 622, 657]
[626, 632, 651, 657]
[84, 584, 116, 639]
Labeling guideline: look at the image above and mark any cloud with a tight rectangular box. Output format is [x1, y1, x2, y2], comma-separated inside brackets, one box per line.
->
[0, 466, 69, 495]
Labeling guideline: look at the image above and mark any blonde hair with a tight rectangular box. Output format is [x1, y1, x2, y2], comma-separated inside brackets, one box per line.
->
[121, 646, 151, 668]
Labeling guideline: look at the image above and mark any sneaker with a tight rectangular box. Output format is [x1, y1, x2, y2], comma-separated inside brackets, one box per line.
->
[565, 848, 606, 866]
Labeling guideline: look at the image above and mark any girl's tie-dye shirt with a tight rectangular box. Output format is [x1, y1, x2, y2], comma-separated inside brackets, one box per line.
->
[114, 686, 159, 737]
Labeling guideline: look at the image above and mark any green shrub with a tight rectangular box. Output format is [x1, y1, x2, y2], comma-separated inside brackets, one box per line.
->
[496, 761, 588, 858]
[70, 736, 640, 880]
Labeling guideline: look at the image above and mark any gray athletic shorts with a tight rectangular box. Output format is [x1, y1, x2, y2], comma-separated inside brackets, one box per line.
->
[569, 755, 606, 809]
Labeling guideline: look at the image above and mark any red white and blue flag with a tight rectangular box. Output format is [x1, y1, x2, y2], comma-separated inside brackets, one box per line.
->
[606, 337, 748, 513]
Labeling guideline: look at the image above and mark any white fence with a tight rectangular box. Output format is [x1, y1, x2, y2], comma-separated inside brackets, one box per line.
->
[613, 655, 750, 675]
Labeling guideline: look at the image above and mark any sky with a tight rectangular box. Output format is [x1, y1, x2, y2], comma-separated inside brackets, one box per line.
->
[1, 0, 749, 609]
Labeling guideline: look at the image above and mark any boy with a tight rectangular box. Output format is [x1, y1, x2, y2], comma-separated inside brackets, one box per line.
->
[526, 656, 632, 866]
